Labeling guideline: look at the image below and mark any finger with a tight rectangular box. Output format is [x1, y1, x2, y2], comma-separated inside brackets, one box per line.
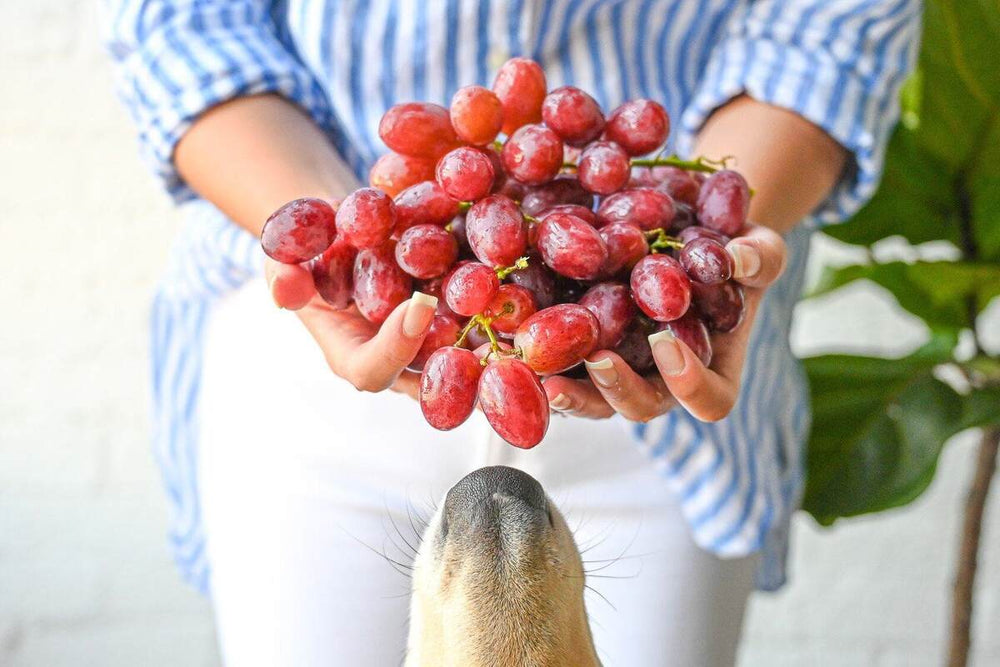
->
[264, 258, 315, 310]
[726, 223, 787, 288]
[582, 352, 674, 422]
[346, 292, 438, 392]
[390, 371, 421, 402]
[542, 375, 615, 420]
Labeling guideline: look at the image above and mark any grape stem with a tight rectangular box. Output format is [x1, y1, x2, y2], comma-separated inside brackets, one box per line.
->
[561, 153, 731, 174]
[495, 256, 529, 280]
[644, 228, 685, 252]
[457, 201, 473, 212]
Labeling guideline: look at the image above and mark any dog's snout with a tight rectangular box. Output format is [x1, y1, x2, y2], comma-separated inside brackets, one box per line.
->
[442, 466, 548, 537]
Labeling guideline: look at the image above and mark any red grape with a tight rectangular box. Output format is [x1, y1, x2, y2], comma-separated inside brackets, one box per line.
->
[614, 321, 656, 374]
[472, 340, 513, 362]
[463, 322, 491, 350]
[579, 282, 635, 350]
[669, 201, 696, 233]
[691, 281, 745, 333]
[659, 314, 712, 367]
[599, 222, 649, 275]
[394, 224, 459, 279]
[448, 214, 472, 255]
[678, 225, 729, 245]
[352, 243, 413, 324]
[483, 284, 537, 337]
[541, 86, 605, 146]
[604, 99, 670, 156]
[536, 212, 608, 280]
[420, 347, 482, 430]
[419, 275, 460, 319]
[444, 262, 499, 316]
[310, 238, 357, 309]
[577, 141, 630, 195]
[520, 176, 594, 216]
[498, 177, 529, 203]
[478, 357, 549, 449]
[679, 237, 733, 284]
[650, 165, 700, 206]
[501, 124, 564, 186]
[393, 181, 460, 233]
[336, 188, 397, 249]
[483, 147, 507, 193]
[630, 254, 691, 322]
[596, 187, 675, 231]
[379, 102, 458, 160]
[539, 204, 596, 225]
[408, 314, 462, 371]
[696, 169, 750, 236]
[507, 254, 557, 308]
[514, 304, 600, 375]
[436, 147, 495, 201]
[450, 85, 504, 146]
[493, 57, 547, 135]
[369, 153, 436, 197]
[261, 197, 337, 263]
[464, 194, 528, 267]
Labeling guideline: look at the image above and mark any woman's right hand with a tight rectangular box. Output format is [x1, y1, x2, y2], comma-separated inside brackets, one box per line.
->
[264, 258, 436, 398]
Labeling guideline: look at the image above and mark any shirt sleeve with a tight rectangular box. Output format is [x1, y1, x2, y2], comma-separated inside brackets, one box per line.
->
[677, 0, 923, 225]
[102, 0, 332, 201]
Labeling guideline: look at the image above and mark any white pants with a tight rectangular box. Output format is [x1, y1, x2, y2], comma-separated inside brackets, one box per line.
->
[198, 278, 756, 667]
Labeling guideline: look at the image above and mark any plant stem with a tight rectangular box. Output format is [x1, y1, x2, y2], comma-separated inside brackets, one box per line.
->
[561, 154, 727, 174]
[947, 426, 1000, 667]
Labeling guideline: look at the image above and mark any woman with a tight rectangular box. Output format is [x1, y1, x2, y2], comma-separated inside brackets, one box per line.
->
[105, 1, 921, 664]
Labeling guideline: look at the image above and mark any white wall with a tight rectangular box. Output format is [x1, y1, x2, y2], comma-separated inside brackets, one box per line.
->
[0, 3, 996, 666]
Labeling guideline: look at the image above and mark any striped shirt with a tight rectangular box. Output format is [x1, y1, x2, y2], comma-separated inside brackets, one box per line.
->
[103, 0, 922, 593]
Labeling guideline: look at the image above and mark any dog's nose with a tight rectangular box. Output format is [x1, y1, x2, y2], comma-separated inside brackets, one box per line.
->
[443, 466, 548, 535]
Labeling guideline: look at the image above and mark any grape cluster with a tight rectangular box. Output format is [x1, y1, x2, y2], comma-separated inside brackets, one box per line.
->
[261, 57, 749, 449]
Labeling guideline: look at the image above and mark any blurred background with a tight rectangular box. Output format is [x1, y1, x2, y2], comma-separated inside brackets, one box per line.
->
[1, 2, 997, 666]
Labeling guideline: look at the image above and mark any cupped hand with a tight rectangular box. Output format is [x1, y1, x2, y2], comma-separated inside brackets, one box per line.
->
[264, 258, 434, 397]
[543, 222, 787, 423]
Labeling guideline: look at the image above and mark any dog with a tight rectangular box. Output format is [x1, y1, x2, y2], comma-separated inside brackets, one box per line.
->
[406, 465, 601, 667]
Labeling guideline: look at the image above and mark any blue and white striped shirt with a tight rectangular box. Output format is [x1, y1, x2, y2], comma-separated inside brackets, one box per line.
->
[103, 0, 921, 593]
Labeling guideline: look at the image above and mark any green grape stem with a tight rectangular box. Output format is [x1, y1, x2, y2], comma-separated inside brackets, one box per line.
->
[562, 153, 730, 174]
[644, 228, 685, 252]
[495, 256, 530, 280]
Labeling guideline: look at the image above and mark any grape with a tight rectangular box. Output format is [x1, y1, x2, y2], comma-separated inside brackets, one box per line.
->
[261, 197, 337, 263]
[418, 275, 460, 319]
[669, 202, 696, 233]
[595, 187, 675, 231]
[613, 321, 656, 374]
[630, 254, 691, 322]
[463, 322, 490, 350]
[492, 57, 547, 135]
[472, 340, 513, 362]
[599, 222, 649, 276]
[498, 177, 529, 203]
[465, 194, 528, 267]
[310, 238, 357, 309]
[447, 214, 472, 255]
[577, 141, 630, 195]
[478, 358, 549, 449]
[352, 243, 413, 324]
[579, 282, 635, 350]
[436, 147, 495, 201]
[419, 347, 482, 430]
[659, 313, 712, 367]
[393, 181, 460, 233]
[649, 165, 700, 206]
[539, 204, 596, 226]
[520, 177, 594, 216]
[334, 188, 396, 250]
[394, 224, 459, 279]
[555, 277, 588, 304]
[696, 169, 750, 236]
[379, 102, 458, 160]
[678, 225, 729, 246]
[501, 124, 564, 186]
[444, 262, 499, 316]
[541, 86, 605, 146]
[507, 254, 557, 309]
[513, 304, 600, 375]
[369, 153, 436, 197]
[604, 99, 670, 156]
[690, 281, 745, 333]
[483, 284, 537, 337]
[483, 147, 507, 193]
[536, 212, 608, 280]
[679, 237, 733, 284]
[449, 85, 504, 146]
[408, 314, 462, 371]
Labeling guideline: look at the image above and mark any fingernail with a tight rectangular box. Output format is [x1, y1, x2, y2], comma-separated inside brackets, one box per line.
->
[549, 393, 572, 411]
[728, 243, 761, 280]
[648, 330, 685, 376]
[585, 357, 618, 388]
[403, 292, 437, 337]
[268, 274, 283, 309]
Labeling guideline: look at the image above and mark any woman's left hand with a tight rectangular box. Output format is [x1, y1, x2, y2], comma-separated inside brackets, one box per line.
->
[542, 222, 787, 423]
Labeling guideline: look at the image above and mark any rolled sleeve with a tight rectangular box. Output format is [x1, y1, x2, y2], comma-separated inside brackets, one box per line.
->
[103, 1, 332, 201]
[678, 0, 923, 225]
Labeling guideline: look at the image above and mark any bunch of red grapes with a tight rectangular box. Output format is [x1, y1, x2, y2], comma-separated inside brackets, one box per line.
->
[262, 58, 750, 449]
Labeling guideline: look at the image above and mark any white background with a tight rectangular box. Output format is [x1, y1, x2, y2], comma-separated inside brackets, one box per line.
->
[1, 2, 997, 665]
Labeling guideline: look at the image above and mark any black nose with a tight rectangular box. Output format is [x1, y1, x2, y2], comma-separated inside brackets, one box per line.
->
[443, 466, 548, 536]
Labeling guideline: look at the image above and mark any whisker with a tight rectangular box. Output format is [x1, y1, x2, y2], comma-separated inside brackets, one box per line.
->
[385, 504, 420, 556]
[585, 583, 617, 612]
[340, 527, 414, 579]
